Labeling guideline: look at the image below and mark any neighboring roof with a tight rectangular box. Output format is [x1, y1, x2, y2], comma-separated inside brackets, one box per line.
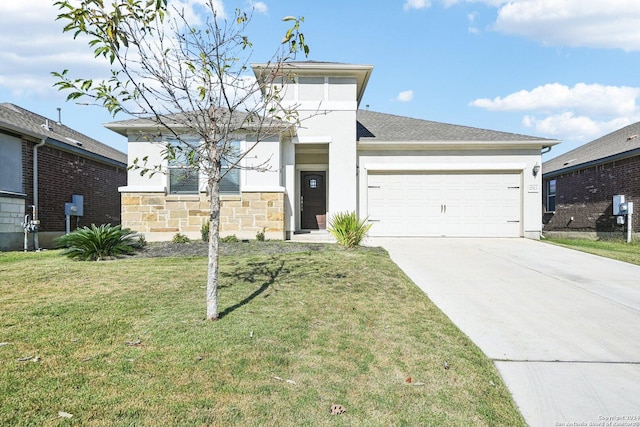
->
[251, 61, 374, 108]
[357, 110, 558, 146]
[0, 103, 126, 166]
[543, 121, 640, 176]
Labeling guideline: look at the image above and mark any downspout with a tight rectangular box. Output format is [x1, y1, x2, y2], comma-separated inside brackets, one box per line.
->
[538, 145, 552, 240]
[32, 138, 46, 250]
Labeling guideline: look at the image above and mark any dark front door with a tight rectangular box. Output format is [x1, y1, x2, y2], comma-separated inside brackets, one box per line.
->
[301, 171, 326, 229]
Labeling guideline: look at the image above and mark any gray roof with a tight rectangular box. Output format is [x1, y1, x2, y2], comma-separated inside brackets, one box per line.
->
[543, 121, 640, 176]
[357, 110, 556, 143]
[0, 103, 126, 165]
[105, 109, 291, 137]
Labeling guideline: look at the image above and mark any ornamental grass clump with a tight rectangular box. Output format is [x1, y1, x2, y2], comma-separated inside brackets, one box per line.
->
[328, 211, 373, 248]
[56, 223, 142, 261]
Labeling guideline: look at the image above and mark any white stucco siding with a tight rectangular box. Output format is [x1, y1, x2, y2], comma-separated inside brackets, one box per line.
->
[295, 110, 358, 217]
[122, 140, 167, 191]
[358, 149, 543, 239]
[282, 139, 296, 235]
[328, 111, 357, 216]
[242, 136, 282, 189]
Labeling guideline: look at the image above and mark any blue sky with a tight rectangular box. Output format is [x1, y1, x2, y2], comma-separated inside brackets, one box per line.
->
[1, 0, 640, 160]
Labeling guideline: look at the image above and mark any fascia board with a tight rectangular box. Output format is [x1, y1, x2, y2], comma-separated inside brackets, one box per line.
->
[363, 163, 527, 172]
[358, 140, 560, 150]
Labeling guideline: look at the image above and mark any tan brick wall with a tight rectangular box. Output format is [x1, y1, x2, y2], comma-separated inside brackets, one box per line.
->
[121, 191, 286, 241]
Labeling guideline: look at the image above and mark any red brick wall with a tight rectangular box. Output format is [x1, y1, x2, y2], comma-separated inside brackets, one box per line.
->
[22, 139, 126, 232]
[542, 155, 640, 233]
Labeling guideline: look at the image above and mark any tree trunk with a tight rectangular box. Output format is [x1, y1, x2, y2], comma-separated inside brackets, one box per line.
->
[206, 177, 221, 320]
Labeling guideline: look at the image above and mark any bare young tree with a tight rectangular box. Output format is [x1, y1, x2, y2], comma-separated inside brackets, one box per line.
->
[53, 0, 309, 320]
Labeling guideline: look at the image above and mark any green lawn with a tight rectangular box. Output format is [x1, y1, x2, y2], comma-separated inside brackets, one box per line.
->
[544, 238, 640, 266]
[0, 246, 525, 426]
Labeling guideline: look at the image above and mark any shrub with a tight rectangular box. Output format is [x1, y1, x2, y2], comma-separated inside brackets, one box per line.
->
[172, 233, 191, 244]
[220, 234, 239, 243]
[327, 211, 373, 248]
[256, 228, 266, 242]
[136, 234, 147, 248]
[56, 224, 141, 261]
[201, 220, 210, 242]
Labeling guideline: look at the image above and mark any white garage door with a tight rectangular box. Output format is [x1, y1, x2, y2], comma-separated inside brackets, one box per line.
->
[367, 172, 521, 237]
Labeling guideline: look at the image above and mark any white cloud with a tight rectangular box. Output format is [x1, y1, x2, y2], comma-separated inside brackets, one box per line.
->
[522, 113, 635, 142]
[249, 1, 269, 14]
[471, 82, 640, 142]
[404, 0, 431, 11]
[471, 83, 640, 117]
[0, 1, 102, 98]
[395, 90, 415, 102]
[442, 0, 509, 7]
[442, 1, 640, 51]
[467, 11, 480, 34]
[0, 0, 233, 99]
[168, 0, 226, 25]
[494, 0, 640, 51]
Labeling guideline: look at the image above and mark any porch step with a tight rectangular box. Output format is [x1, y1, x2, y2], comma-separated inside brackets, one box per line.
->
[289, 230, 336, 243]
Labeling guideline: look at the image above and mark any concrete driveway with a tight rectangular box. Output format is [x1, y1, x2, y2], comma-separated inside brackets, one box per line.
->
[372, 238, 640, 427]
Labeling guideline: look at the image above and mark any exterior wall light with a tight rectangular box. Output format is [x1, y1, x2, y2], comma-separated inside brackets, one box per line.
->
[532, 163, 540, 177]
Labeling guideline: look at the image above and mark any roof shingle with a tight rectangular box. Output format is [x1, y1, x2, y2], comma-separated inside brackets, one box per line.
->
[543, 121, 640, 175]
[0, 103, 126, 165]
[356, 110, 555, 143]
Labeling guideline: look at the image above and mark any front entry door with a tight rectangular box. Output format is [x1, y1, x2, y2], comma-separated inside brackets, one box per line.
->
[301, 171, 327, 229]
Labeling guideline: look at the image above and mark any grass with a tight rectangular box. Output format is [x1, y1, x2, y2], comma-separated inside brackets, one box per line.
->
[544, 238, 640, 266]
[0, 246, 525, 426]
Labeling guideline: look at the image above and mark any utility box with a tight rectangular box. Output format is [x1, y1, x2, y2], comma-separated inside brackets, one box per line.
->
[64, 194, 84, 217]
[613, 195, 625, 215]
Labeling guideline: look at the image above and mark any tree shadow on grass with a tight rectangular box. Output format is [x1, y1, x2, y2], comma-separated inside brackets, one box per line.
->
[218, 258, 285, 319]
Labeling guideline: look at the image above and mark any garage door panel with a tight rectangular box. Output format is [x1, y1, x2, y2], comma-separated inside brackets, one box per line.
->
[367, 172, 521, 237]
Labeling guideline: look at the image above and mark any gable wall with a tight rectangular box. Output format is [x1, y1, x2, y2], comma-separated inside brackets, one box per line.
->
[543, 155, 640, 237]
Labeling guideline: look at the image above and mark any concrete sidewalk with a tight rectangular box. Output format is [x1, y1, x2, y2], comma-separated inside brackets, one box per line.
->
[373, 238, 640, 426]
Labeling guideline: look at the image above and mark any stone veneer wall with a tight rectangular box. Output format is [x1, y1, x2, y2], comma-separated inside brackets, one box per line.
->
[121, 191, 286, 241]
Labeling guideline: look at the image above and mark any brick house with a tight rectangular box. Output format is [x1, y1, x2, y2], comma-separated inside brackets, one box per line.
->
[109, 61, 557, 242]
[0, 103, 127, 251]
[542, 121, 640, 239]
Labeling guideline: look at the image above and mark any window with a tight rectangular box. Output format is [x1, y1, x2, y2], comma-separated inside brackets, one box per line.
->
[168, 168, 199, 194]
[547, 179, 556, 212]
[167, 138, 241, 195]
[220, 140, 241, 194]
[0, 133, 23, 194]
[168, 139, 199, 194]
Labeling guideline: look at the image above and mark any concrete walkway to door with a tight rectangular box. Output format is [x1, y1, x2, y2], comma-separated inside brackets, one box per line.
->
[372, 238, 640, 427]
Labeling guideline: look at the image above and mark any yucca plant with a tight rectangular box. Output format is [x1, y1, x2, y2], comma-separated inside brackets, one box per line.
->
[327, 211, 373, 248]
[56, 224, 141, 261]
